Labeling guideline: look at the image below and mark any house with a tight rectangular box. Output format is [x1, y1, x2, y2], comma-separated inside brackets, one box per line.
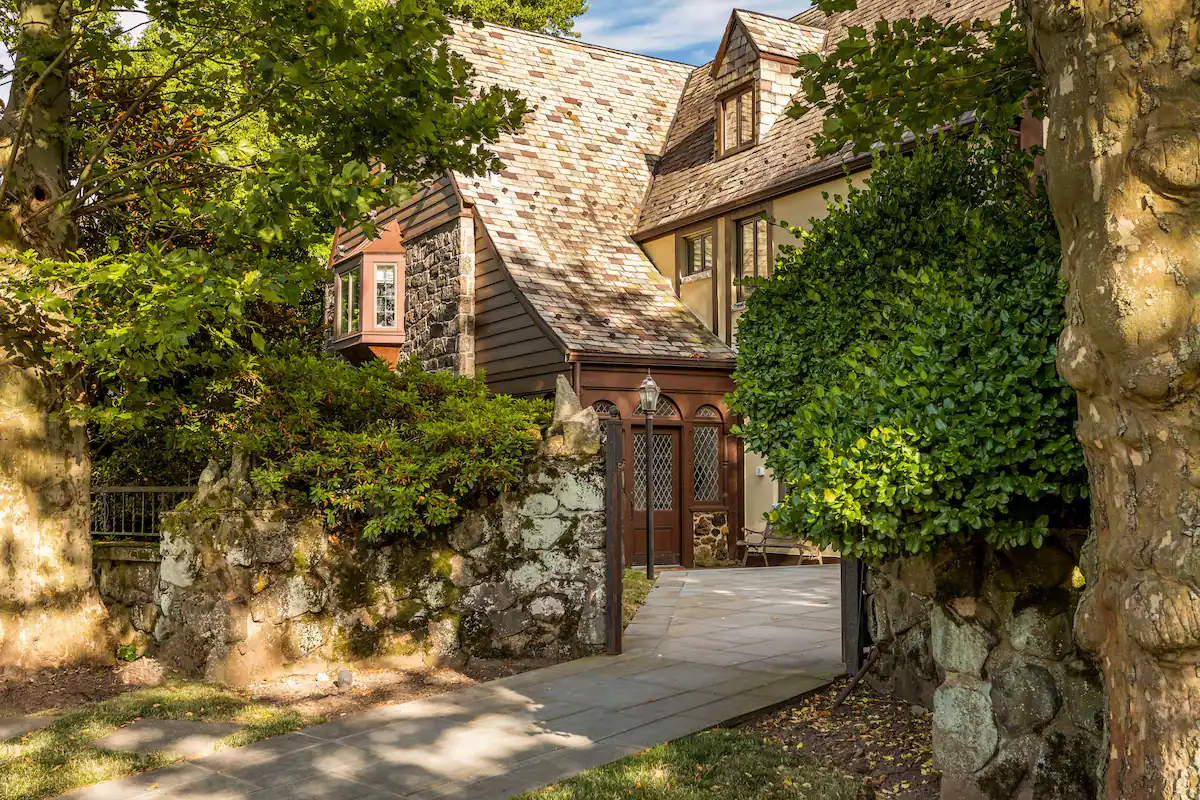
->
[327, 0, 1008, 568]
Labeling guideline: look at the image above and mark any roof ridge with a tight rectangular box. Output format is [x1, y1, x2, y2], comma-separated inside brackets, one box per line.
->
[451, 16, 698, 70]
[734, 7, 827, 32]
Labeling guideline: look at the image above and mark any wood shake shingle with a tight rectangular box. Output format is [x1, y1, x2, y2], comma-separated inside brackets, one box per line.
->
[447, 21, 734, 362]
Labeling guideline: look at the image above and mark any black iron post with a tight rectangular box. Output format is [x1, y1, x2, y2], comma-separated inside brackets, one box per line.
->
[645, 410, 655, 581]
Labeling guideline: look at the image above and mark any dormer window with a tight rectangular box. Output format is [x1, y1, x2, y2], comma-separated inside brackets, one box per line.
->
[719, 84, 756, 157]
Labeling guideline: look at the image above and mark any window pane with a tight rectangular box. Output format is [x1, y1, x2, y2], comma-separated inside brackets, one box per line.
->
[350, 267, 362, 333]
[722, 98, 738, 153]
[756, 218, 770, 279]
[693, 427, 720, 502]
[739, 89, 754, 145]
[702, 233, 713, 270]
[634, 432, 674, 511]
[339, 271, 351, 335]
[375, 264, 396, 328]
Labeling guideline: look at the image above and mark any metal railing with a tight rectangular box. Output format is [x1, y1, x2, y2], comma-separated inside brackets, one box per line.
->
[91, 486, 197, 544]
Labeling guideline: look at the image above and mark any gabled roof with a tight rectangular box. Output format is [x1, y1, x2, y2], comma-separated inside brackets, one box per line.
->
[636, 0, 1012, 238]
[446, 20, 734, 362]
[720, 10, 827, 67]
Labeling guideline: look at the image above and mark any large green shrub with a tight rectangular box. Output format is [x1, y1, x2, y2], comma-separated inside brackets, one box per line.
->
[100, 348, 548, 541]
[731, 139, 1088, 562]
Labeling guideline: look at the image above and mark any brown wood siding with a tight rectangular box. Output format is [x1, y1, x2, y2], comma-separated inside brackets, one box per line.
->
[472, 222, 566, 397]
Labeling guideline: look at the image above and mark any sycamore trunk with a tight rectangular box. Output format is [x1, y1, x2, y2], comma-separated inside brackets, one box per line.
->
[1025, 0, 1200, 795]
[0, 1, 109, 666]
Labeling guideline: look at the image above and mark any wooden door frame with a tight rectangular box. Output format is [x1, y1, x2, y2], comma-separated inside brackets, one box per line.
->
[573, 360, 741, 568]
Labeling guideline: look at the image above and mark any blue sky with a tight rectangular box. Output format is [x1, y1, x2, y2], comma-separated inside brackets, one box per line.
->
[574, 1, 813, 65]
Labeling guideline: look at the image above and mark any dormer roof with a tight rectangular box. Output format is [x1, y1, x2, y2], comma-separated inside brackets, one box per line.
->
[712, 9, 826, 76]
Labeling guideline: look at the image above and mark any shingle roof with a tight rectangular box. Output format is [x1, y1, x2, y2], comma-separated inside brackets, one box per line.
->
[636, 0, 1013, 237]
[447, 21, 735, 362]
[733, 10, 827, 60]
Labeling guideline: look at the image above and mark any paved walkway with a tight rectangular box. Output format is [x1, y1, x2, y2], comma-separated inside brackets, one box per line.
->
[63, 566, 843, 800]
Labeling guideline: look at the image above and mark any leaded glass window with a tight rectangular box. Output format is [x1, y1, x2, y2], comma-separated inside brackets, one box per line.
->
[693, 427, 720, 502]
[633, 432, 674, 511]
[696, 406, 721, 419]
[375, 264, 397, 328]
[593, 400, 620, 418]
[633, 395, 679, 418]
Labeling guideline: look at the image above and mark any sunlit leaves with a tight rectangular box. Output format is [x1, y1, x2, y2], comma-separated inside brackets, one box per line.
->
[730, 139, 1086, 563]
[791, 2, 1041, 157]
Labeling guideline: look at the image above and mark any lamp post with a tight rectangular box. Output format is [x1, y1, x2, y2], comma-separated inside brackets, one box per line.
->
[638, 372, 660, 581]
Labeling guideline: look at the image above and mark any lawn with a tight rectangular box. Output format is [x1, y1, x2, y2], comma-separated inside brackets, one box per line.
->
[516, 728, 871, 799]
[622, 568, 653, 627]
[0, 682, 311, 800]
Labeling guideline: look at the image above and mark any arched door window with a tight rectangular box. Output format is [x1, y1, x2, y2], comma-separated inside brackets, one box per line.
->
[633, 395, 679, 418]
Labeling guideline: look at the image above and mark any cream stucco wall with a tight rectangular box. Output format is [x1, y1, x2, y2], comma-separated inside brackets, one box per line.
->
[639, 169, 874, 548]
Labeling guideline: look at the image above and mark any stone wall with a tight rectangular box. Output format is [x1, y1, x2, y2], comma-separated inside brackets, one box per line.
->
[692, 511, 730, 567]
[152, 455, 607, 684]
[94, 545, 162, 657]
[403, 217, 475, 375]
[866, 536, 1105, 799]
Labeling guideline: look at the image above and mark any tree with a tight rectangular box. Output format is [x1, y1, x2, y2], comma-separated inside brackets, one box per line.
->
[731, 139, 1086, 563]
[456, 0, 588, 36]
[0, 0, 527, 667]
[790, 1, 1200, 795]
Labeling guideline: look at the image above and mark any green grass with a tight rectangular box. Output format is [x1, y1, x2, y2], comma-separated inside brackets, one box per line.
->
[622, 568, 653, 627]
[0, 682, 316, 800]
[516, 728, 870, 799]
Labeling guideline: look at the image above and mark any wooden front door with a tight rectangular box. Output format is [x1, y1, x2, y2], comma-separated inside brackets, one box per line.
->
[629, 427, 683, 565]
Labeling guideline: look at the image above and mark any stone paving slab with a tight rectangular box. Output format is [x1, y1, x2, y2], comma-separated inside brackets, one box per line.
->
[93, 720, 245, 757]
[0, 715, 56, 741]
[59, 566, 842, 800]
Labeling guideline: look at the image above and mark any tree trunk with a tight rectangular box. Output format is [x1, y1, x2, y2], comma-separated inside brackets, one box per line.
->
[0, 1, 109, 667]
[1025, 1, 1200, 795]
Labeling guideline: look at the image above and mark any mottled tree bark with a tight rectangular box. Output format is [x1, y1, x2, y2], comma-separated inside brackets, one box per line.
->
[1024, 0, 1200, 796]
[0, 1, 109, 667]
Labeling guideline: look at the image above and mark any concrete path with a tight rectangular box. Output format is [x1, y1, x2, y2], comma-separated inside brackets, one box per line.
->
[62, 566, 842, 800]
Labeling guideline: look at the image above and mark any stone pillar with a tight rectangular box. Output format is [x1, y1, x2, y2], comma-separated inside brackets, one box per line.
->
[402, 215, 475, 375]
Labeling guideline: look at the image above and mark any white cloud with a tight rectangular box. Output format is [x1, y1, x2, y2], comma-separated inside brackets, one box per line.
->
[575, 1, 811, 59]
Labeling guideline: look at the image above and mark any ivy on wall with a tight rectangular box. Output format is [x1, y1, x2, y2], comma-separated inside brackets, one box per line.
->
[730, 138, 1087, 562]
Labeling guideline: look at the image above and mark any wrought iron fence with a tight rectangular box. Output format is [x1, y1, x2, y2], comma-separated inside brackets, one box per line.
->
[91, 486, 197, 544]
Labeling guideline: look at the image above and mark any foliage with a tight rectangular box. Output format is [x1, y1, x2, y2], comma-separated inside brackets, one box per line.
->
[622, 568, 652, 628]
[0, 0, 528, 428]
[160, 349, 549, 541]
[791, 1, 1041, 157]
[514, 728, 870, 799]
[0, 682, 310, 800]
[114, 644, 139, 662]
[456, 0, 588, 36]
[730, 138, 1087, 562]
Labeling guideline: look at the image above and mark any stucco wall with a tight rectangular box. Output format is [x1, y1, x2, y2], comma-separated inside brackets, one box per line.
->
[153, 455, 608, 684]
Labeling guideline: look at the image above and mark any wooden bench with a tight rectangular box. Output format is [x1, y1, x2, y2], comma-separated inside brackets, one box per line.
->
[737, 524, 828, 567]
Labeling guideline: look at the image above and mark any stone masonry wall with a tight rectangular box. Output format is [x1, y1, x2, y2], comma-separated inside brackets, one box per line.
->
[692, 511, 730, 567]
[153, 454, 607, 684]
[866, 536, 1105, 799]
[94, 546, 162, 658]
[403, 217, 475, 375]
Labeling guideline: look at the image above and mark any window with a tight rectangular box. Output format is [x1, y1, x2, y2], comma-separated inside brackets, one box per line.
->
[683, 231, 713, 276]
[693, 426, 720, 502]
[736, 216, 770, 302]
[634, 395, 680, 418]
[375, 264, 397, 328]
[720, 86, 755, 155]
[593, 400, 621, 418]
[337, 266, 362, 336]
